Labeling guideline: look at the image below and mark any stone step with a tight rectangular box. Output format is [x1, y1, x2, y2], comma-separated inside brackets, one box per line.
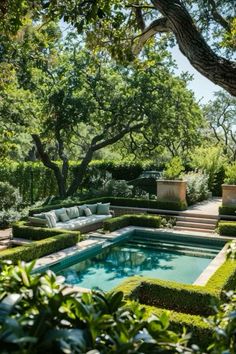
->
[178, 212, 219, 220]
[176, 216, 217, 225]
[174, 226, 215, 233]
[0, 245, 8, 251]
[176, 221, 216, 230]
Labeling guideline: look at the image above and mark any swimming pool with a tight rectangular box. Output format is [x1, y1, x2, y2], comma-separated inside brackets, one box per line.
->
[51, 230, 225, 291]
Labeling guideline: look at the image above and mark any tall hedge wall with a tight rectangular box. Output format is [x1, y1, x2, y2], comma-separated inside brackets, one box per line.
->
[0, 160, 155, 203]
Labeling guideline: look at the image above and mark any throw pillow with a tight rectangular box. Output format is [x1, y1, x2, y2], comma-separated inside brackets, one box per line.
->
[84, 207, 92, 217]
[97, 203, 110, 215]
[59, 212, 70, 222]
[34, 213, 46, 219]
[54, 208, 67, 222]
[28, 217, 48, 227]
[66, 206, 79, 219]
[44, 211, 57, 228]
[86, 204, 97, 214]
[78, 204, 87, 216]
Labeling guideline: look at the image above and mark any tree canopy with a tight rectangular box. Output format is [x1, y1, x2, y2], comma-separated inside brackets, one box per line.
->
[1, 0, 235, 95]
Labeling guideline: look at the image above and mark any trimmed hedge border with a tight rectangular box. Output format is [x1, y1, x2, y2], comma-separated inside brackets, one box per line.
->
[0, 233, 79, 264]
[12, 221, 82, 241]
[29, 196, 187, 216]
[218, 221, 236, 237]
[219, 205, 236, 216]
[103, 214, 162, 232]
[113, 257, 236, 317]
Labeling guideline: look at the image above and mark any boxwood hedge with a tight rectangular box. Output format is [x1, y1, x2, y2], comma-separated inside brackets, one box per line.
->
[29, 196, 187, 216]
[0, 233, 79, 264]
[218, 221, 236, 237]
[219, 205, 236, 216]
[12, 221, 82, 241]
[103, 214, 162, 232]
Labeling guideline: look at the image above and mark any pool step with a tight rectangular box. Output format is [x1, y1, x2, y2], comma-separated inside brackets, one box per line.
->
[174, 215, 218, 234]
[128, 238, 219, 256]
[127, 240, 217, 258]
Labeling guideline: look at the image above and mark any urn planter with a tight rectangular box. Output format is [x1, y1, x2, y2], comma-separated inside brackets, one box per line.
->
[156, 179, 187, 204]
[222, 184, 236, 206]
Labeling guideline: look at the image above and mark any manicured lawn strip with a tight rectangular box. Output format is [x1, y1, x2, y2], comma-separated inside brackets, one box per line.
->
[218, 221, 236, 236]
[12, 221, 82, 241]
[219, 205, 236, 216]
[206, 258, 236, 293]
[0, 233, 79, 264]
[29, 196, 187, 215]
[103, 214, 162, 232]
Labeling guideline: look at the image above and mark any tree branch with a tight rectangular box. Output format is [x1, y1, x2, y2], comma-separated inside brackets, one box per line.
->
[133, 17, 170, 55]
[150, 0, 236, 96]
[208, 0, 231, 32]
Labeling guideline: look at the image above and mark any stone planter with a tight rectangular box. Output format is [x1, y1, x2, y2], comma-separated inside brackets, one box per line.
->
[156, 179, 187, 203]
[222, 184, 236, 206]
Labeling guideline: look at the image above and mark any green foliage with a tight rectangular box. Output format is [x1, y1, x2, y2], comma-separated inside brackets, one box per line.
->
[219, 205, 236, 216]
[0, 209, 21, 229]
[163, 157, 185, 180]
[12, 221, 81, 241]
[0, 262, 193, 353]
[0, 181, 21, 210]
[207, 290, 236, 353]
[190, 145, 228, 192]
[0, 233, 78, 264]
[103, 214, 162, 232]
[185, 172, 210, 205]
[218, 222, 236, 237]
[101, 179, 133, 197]
[0, 160, 154, 203]
[224, 162, 236, 184]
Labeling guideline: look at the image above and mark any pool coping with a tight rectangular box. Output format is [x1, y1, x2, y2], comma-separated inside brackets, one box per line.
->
[33, 227, 234, 287]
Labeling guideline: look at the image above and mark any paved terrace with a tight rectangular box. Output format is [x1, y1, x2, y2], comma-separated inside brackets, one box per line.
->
[182, 197, 222, 216]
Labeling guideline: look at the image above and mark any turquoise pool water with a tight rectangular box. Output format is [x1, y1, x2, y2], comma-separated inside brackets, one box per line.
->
[57, 233, 224, 291]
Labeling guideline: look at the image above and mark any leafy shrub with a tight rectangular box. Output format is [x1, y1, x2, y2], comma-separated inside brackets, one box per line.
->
[103, 214, 162, 232]
[218, 221, 236, 236]
[104, 179, 133, 197]
[0, 233, 78, 263]
[224, 162, 236, 184]
[185, 172, 210, 205]
[0, 181, 21, 210]
[190, 146, 228, 192]
[163, 157, 185, 180]
[0, 208, 21, 229]
[0, 262, 192, 353]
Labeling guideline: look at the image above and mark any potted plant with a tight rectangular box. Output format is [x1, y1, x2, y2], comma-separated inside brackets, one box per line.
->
[222, 163, 236, 206]
[156, 157, 187, 204]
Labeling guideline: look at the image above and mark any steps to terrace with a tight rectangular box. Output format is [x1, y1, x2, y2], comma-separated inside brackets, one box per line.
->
[174, 214, 218, 234]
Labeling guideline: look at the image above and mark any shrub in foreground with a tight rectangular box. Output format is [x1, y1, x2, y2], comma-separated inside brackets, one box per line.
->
[0, 262, 193, 353]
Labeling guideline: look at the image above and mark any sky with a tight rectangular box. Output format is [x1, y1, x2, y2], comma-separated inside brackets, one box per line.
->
[171, 46, 220, 104]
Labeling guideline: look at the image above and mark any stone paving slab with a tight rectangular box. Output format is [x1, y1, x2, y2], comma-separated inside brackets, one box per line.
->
[183, 197, 222, 216]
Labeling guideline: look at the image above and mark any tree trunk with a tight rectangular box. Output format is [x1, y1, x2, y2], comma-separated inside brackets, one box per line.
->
[66, 148, 93, 196]
[32, 134, 67, 198]
[151, 0, 236, 96]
